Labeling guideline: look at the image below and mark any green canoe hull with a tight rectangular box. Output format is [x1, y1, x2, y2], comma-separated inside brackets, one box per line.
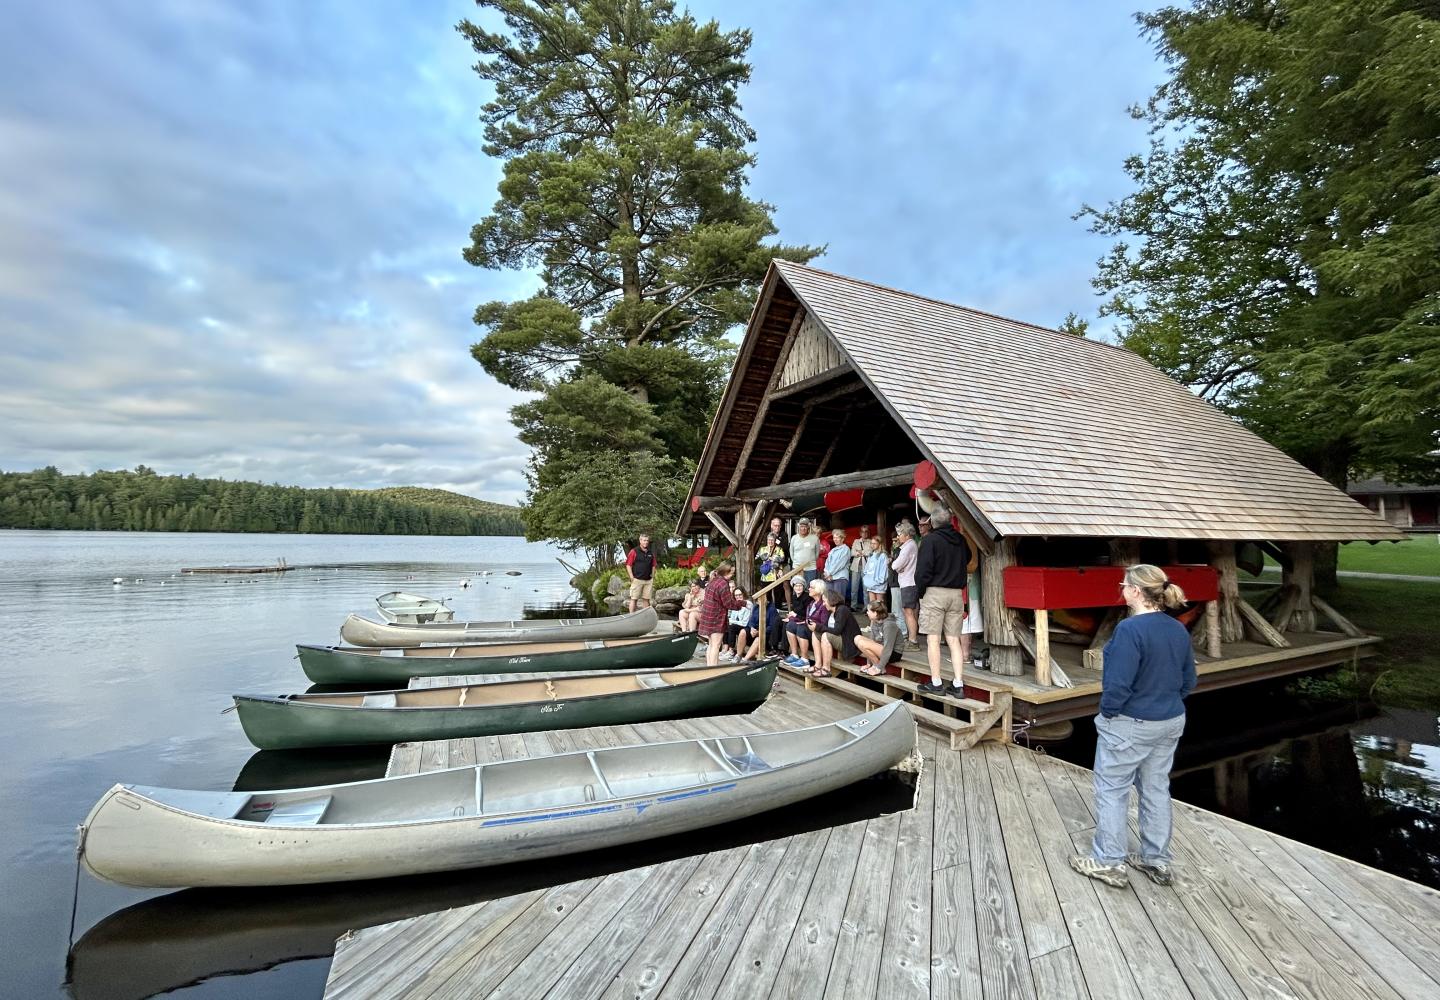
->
[296, 632, 700, 685]
[234, 661, 778, 750]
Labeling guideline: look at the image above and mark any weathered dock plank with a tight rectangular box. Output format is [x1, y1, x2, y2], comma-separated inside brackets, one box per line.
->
[961, 746, 1038, 999]
[765, 817, 868, 999]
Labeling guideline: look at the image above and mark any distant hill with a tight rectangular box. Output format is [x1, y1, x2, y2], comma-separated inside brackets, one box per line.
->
[0, 467, 527, 536]
[370, 487, 523, 520]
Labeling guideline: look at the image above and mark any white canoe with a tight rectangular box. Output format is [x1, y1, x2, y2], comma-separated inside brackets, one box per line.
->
[339, 606, 659, 647]
[375, 591, 454, 624]
[79, 702, 915, 888]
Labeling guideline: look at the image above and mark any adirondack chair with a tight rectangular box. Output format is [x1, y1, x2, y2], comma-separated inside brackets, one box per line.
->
[675, 545, 708, 569]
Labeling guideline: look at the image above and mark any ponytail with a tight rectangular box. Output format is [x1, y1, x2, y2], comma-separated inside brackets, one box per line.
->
[1124, 564, 1187, 610]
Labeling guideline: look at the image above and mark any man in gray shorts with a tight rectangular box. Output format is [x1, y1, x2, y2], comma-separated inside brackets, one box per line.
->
[912, 503, 971, 695]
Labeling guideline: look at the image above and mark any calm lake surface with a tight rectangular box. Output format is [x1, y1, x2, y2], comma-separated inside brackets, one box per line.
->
[4, 531, 1437, 998]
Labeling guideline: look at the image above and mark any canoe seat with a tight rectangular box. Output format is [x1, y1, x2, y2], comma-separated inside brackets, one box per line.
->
[361, 693, 398, 708]
[584, 641, 608, 650]
[637, 674, 669, 689]
[723, 750, 770, 774]
[265, 796, 333, 825]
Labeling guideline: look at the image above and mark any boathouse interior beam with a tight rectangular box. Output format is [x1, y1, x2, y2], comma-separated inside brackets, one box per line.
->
[740, 463, 917, 504]
[763, 363, 855, 403]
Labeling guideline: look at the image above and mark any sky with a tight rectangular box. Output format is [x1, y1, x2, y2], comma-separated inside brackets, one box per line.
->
[0, 1, 1167, 504]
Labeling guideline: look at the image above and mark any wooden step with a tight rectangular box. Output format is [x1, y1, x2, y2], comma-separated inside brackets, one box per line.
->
[778, 662, 1007, 750]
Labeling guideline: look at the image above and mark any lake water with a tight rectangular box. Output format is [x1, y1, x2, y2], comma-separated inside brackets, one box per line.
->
[4, 531, 1437, 998]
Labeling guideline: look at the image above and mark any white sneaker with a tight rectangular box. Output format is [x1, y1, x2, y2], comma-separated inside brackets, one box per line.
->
[719, 651, 735, 662]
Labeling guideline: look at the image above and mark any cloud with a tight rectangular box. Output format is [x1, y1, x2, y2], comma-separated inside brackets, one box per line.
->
[0, 2, 1164, 504]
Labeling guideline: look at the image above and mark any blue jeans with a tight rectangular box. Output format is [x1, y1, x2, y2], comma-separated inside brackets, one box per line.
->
[1091, 713, 1185, 866]
[802, 569, 818, 585]
[828, 578, 850, 604]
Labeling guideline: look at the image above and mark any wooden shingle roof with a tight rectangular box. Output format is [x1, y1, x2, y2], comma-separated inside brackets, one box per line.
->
[701, 261, 1400, 541]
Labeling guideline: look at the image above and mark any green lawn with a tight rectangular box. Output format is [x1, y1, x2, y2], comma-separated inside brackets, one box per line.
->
[1339, 536, 1440, 576]
[1283, 576, 1440, 712]
[1261, 535, 1440, 577]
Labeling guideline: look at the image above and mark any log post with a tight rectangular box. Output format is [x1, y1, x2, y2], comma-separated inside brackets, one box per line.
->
[982, 537, 1023, 676]
[1283, 541, 1316, 633]
[1109, 537, 1141, 567]
[1206, 540, 1244, 643]
[1034, 609, 1051, 686]
[1204, 598, 1222, 658]
[735, 505, 754, 592]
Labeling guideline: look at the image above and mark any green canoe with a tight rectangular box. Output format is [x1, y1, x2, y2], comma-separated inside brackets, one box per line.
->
[232, 659, 779, 750]
[297, 631, 700, 685]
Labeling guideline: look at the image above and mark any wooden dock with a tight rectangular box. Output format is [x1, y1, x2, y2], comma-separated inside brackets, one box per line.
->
[323, 676, 1440, 1000]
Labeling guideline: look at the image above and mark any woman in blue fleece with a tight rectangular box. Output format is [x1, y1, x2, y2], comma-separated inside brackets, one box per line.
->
[1070, 564, 1196, 889]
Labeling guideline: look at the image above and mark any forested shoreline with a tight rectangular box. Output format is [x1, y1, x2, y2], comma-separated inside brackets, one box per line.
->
[0, 467, 525, 536]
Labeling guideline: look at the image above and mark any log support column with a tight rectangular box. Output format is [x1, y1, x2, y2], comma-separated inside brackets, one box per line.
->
[1282, 541, 1316, 633]
[1207, 540, 1244, 644]
[982, 537, 1023, 676]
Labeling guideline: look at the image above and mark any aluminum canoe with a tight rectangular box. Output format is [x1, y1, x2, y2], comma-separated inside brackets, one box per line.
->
[79, 702, 915, 887]
[375, 591, 454, 624]
[233, 660, 778, 750]
[297, 631, 699, 685]
[339, 606, 659, 647]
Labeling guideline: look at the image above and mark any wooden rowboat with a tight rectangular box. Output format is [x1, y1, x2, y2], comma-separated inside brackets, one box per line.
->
[234, 660, 778, 750]
[375, 591, 454, 624]
[79, 702, 914, 887]
[339, 606, 658, 647]
[297, 631, 699, 685]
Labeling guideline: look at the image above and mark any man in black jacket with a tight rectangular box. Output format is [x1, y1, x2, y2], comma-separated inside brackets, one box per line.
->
[914, 503, 971, 695]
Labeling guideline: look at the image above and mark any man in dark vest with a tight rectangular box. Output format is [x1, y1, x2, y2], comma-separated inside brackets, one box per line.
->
[626, 533, 656, 613]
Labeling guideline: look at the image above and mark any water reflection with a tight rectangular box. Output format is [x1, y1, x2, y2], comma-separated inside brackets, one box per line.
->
[66, 770, 915, 1000]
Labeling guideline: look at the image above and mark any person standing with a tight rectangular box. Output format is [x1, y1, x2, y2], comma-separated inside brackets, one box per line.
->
[862, 536, 890, 605]
[822, 528, 852, 606]
[848, 525, 871, 609]
[891, 523, 920, 649]
[913, 504, 970, 695]
[625, 533, 655, 613]
[789, 518, 820, 584]
[698, 562, 744, 666]
[1070, 565, 1195, 889]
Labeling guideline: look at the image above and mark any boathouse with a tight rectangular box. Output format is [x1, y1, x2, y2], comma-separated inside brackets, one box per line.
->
[679, 260, 1403, 736]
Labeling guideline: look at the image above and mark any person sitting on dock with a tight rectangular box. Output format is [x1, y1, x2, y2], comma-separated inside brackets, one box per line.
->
[892, 523, 920, 648]
[790, 519, 820, 584]
[823, 528, 852, 606]
[862, 536, 890, 606]
[1070, 564, 1196, 890]
[808, 587, 861, 678]
[625, 533, 655, 614]
[782, 576, 815, 668]
[676, 579, 704, 633]
[721, 586, 752, 661]
[739, 597, 783, 660]
[913, 504, 970, 695]
[698, 563, 744, 666]
[854, 600, 903, 676]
